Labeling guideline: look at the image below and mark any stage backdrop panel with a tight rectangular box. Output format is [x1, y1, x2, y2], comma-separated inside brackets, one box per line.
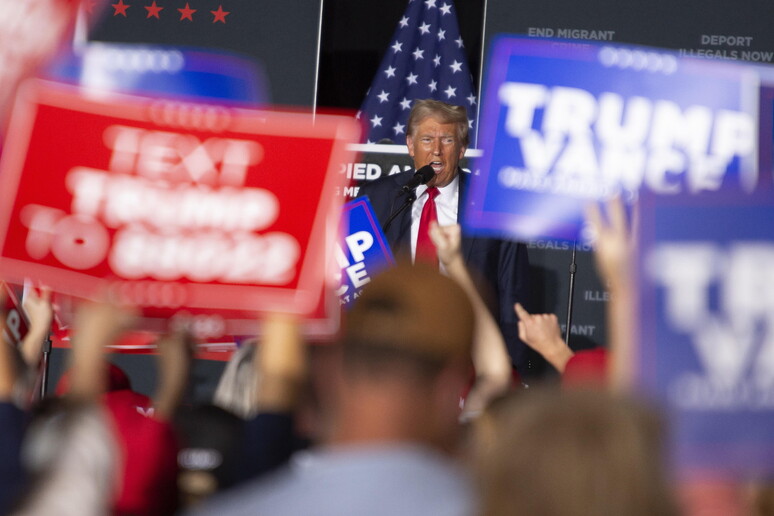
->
[477, 0, 774, 355]
[86, 0, 323, 107]
[482, 0, 774, 66]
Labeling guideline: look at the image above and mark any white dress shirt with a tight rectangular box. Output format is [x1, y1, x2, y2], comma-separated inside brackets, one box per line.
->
[410, 175, 459, 262]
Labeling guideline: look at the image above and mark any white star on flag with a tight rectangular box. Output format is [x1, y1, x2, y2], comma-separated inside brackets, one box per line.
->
[358, 0, 477, 144]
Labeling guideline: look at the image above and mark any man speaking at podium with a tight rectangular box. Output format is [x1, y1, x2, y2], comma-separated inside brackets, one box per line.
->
[358, 99, 541, 381]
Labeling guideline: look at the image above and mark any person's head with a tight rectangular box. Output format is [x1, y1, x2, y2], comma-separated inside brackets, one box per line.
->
[406, 99, 469, 188]
[174, 404, 245, 509]
[475, 389, 678, 516]
[339, 260, 475, 449]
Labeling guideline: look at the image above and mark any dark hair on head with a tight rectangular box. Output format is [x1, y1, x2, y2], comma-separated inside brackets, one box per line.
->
[407, 99, 469, 147]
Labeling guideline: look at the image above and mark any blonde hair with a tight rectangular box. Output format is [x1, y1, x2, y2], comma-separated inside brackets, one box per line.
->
[475, 389, 678, 516]
[407, 99, 469, 147]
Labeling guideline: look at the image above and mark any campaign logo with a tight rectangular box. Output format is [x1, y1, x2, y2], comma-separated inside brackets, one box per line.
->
[337, 198, 395, 308]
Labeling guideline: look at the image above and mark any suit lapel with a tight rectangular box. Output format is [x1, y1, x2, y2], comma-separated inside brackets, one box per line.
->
[384, 173, 416, 257]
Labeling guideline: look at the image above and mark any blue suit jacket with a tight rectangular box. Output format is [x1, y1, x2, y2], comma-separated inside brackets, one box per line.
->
[357, 170, 544, 378]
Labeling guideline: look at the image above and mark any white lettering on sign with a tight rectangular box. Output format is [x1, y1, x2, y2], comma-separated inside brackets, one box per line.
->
[21, 205, 110, 270]
[700, 35, 754, 47]
[109, 228, 299, 285]
[647, 242, 774, 408]
[525, 27, 615, 41]
[497, 82, 755, 197]
[340, 163, 382, 181]
[336, 230, 376, 297]
[67, 168, 279, 232]
[20, 121, 301, 287]
[103, 125, 263, 186]
[2, 310, 22, 346]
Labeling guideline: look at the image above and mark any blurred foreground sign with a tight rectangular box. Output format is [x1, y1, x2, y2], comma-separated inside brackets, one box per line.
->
[0, 80, 360, 337]
[465, 37, 759, 242]
[637, 190, 774, 477]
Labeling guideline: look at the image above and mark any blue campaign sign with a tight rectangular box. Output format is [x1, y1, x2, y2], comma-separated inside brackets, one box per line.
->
[465, 37, 760, 242]
[45, 43, 268, 105]
[637, 190, 774, 477]
[338, 198, 395, 308]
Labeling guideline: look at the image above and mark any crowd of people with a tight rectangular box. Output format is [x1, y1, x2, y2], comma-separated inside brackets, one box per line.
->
[1, 99, 772, 516]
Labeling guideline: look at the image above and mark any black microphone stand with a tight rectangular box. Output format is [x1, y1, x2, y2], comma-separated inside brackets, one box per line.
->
[564, 241, 578, 345]
[39, 332, 53, 399]
[383, 190, 416, 234]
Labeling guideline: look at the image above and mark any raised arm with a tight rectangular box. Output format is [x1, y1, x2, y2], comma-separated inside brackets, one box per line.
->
[20, 286, 53, 368]
[254, 314, 306, 413]
[153, 330, 195, 421]
[69, 301, 135, 402]
[585, 197, 636, 392]
[429, 222, 511, 418]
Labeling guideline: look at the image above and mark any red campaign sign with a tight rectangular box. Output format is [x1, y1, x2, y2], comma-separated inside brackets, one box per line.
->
[2, 282, 30, 347]
[0, 80, 360, 338]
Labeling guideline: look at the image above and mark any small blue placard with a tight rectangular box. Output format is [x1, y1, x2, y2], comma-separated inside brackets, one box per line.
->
[338, 198, 395, 308]
[637, 189, 774, 477]
[45, 43, 269, 105]
[465, 37, 760, 242]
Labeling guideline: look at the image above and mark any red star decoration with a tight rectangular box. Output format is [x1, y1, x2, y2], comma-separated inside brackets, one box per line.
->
[211, 5, 229, 23]
[112, 0, 130, 16]
[178, 2, 196, 20]
[144, 0, 163, 18]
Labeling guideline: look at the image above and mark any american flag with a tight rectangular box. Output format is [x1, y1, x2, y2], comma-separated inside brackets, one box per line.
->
[358, 0, 477, 145]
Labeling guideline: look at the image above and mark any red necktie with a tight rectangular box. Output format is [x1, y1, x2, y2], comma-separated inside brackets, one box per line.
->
[416, 187, 439, 266]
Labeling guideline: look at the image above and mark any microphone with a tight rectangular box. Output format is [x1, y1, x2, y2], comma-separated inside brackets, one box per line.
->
[401, 165, 435, 193]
